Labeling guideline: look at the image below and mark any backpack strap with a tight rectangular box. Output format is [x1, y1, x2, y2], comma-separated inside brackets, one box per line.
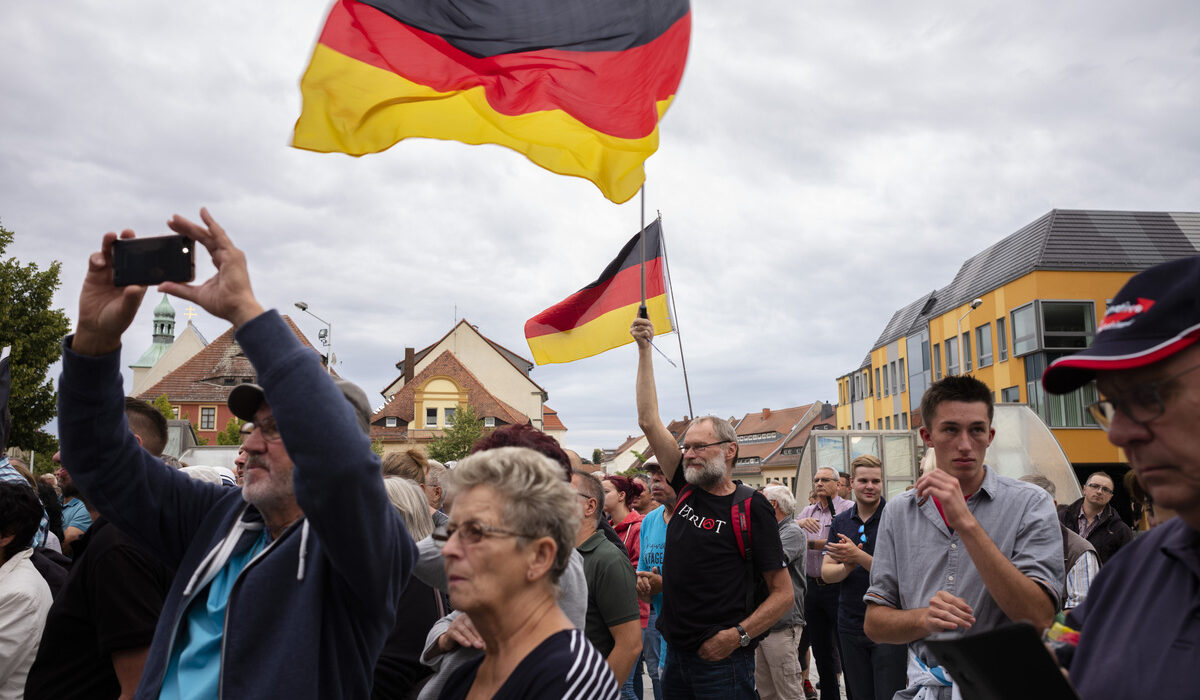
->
[731, 484, 759, 616]
[671, 484, 694, 518]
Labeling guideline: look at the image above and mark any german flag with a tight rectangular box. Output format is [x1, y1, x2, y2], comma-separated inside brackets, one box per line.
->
[293, 0, 691, 204]
[525, 222, 672, 364]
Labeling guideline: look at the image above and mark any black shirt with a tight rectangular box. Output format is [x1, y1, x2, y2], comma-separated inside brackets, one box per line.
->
[438, 628, 618, 700]
[828, 499, 886, 634]
[657, 469, 785, 651]
[25, 518, 174, 700]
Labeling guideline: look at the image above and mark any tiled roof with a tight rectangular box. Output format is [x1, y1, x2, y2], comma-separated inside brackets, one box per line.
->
[542, 406, 567, 431]
[612, 435, 643, 455]
[137, 315, 317, 403]
[872, 209, 1200, 350]
[733, 405, 815, 463]
[370, 349, 530, 427]
[388, 319, 542, 394]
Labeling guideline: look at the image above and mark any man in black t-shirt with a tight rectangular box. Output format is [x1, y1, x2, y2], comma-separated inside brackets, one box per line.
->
[25, 398, 176, 700]
[632, 319, 792, 700]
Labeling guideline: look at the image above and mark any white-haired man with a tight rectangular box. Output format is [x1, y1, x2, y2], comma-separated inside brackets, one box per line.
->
[632, 319, 791, 700]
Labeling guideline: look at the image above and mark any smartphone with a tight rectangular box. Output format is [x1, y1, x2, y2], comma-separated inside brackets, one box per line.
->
[111, 235, 195, 287]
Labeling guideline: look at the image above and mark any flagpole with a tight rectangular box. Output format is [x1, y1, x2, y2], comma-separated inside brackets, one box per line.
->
[659, 213, 695, 419]
[638, 186, 648, 319]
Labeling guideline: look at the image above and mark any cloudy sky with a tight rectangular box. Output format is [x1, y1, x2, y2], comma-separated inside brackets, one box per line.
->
[3, 1, 1199, 455]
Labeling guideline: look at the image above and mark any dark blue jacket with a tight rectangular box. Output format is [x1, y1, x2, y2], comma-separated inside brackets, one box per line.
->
[59, 311, 417, 699]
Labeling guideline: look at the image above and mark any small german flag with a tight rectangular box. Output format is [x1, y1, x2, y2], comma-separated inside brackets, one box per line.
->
[293, 0, 691, 204]
[525, 222, 672, 365]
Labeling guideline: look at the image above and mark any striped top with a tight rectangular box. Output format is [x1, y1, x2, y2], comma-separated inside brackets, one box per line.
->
[438, 628, 618, 700]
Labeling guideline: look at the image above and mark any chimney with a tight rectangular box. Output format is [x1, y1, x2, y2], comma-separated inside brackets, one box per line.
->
[763, 408, 771, 419]
[404, 347, 415, 384]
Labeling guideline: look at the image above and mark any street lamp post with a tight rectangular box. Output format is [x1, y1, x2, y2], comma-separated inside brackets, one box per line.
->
[957, 298, 983, 375]
[294, 301, 333, 374]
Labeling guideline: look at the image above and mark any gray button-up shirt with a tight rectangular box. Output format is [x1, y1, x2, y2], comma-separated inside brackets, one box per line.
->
[865, 466, 1063, 698]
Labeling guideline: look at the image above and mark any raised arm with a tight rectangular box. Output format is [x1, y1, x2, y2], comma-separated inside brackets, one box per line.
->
[631, 319, 681, 481]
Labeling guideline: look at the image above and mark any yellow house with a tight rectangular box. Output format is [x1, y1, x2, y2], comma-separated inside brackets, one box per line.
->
[837, 209, 1200, 472]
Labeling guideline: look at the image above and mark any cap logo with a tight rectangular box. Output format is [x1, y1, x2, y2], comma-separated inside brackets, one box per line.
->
[1098, 297, 1155, 333]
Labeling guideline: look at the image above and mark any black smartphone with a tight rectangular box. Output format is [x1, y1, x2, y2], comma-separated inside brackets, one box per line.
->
[111, 235, 195, 287]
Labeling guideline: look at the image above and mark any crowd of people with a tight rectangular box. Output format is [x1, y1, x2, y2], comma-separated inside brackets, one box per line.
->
[0, 213, 1196, 700]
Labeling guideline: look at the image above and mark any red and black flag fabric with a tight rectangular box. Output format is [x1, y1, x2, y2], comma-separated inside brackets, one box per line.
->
[293, 0, 691, 204]
[525, 222, 671, 364]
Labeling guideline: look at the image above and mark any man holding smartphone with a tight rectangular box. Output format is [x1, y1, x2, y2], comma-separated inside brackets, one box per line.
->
[56, 209, 417, 699]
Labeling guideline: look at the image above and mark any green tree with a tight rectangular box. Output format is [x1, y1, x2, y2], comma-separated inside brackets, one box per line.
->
[428, 404, 489, 463]
[215, 416, 246, 445]
[151, 394, 176, 422]
[0, 222, 72, 454]
[592, 448, 604, 464]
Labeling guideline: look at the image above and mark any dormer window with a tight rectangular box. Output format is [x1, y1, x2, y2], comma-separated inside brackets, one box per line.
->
[385, 416, 398, 428]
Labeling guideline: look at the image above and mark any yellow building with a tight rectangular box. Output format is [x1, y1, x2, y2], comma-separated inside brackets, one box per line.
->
[836, 209, 1200, 470]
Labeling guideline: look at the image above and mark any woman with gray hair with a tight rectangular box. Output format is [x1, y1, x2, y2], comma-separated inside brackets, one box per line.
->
[373, 478, 443, 699]
[435, 447, 617, 700]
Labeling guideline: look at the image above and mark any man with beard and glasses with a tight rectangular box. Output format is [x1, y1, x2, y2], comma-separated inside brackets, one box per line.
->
[53, 459, 92, 557]
[54, 209, 417, 699]
[632, 319, 792, 700]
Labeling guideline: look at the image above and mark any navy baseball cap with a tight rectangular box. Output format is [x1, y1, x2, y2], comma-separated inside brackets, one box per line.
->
[228, 379, 372, 435]
[1042, 255, 1200, 394]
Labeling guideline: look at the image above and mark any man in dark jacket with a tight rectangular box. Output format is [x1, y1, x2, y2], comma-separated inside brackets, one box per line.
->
[57, 209, 417, 699]
[1059, 471, 1132, 564]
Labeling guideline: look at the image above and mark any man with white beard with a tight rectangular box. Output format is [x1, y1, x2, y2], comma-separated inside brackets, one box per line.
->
[632, 319, 792, 700]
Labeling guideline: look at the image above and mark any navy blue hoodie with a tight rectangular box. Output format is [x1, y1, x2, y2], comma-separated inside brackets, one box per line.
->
[59, 310, 417, 699]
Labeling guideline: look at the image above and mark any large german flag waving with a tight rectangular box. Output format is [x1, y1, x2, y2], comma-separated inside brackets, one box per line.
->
[293, 0, 691, 204]
[525, 222, 672, 364]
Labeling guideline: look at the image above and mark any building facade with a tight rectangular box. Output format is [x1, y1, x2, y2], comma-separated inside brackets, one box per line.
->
[836, 209, 1200, 472]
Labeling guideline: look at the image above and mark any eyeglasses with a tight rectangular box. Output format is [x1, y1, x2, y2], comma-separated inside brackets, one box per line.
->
[1084, 483, 1114, 495]
[1088, 363, 1200, 430]
[814, 477, 837, 484]
[252, 419, 283, 442]
[431, 520, 532, 549]
[681, 440, 730, 453]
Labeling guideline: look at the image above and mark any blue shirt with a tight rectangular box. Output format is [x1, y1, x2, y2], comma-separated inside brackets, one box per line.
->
[160, 530, 268, 699]
[829, 499, 886, 634]
[637, 505, 668, 612]
[61, 497, 93, 534]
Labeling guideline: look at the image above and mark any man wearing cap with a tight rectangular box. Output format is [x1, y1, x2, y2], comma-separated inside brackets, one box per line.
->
[56, 209, 417, 699]
[1042, 256, 1200, 700]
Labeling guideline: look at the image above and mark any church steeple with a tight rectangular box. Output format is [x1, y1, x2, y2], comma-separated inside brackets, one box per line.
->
[131, 294, 177, 369]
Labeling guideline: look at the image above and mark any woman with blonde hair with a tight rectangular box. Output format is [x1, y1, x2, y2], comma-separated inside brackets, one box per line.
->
[374, 477, 442, 699]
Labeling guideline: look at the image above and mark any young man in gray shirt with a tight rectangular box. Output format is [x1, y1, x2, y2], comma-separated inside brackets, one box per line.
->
[864, 375, 1063, 700]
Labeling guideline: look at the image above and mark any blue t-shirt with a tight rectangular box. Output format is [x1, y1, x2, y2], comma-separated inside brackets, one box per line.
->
[160, 530, 269, 699]
[637, 505, 669, 612]
[828, 499, 886, 634]
[61, 497, 93, 534]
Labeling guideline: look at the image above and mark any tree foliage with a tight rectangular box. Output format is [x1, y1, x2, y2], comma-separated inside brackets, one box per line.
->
[0, 223, 72, 454]
[428, 404, 489, 463]
[151, 394, 175, 422]
[592, 448, 604, 465]
[215, 416, 246, 445]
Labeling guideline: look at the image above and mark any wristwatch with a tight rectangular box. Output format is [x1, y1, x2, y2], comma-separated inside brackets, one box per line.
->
[735, 624, 751, 647]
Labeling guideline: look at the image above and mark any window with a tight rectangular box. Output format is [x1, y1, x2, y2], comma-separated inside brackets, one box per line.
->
[444, 407, 456, 426]
[885, 416, 891, 429]
[385, 416, 398, 428]
[877, 419, 883, 429]
[882, 366, 889, 396]
[901, 412, 909, 429]
[898, 358, 906, 392]
[1001, 386, 1020, 403]
[1042, 302, 1095, 350]
[426, 407, 437, 427]
[484, 416, 496, 428]
[172, 406, 180, 419]
[890, 362, 899, 394]
[200, 407, 216, 430]
[976, 323, 993, 368]
[1012, 304, 1037, 356]
[997, 317, 1008, 361]
[933, 344, 942, 379]
[946, 337, 959, 376]
[961, 332, 972, 372]
[875, 368, 881, 397]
